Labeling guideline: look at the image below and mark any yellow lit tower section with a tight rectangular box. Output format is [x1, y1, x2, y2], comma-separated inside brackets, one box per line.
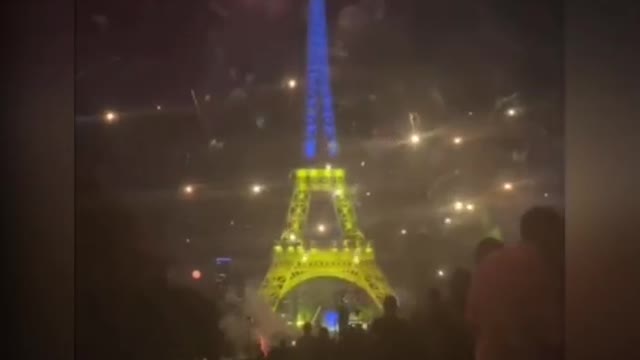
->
[260, 0, 394, 312]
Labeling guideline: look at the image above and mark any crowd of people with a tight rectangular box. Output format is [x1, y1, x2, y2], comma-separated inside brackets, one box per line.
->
[77, 172, 563, 360]
[262, 206, 564, 360]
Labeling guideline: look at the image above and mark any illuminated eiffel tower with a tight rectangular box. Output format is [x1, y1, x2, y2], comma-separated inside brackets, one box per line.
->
[260, 0, 393, 312]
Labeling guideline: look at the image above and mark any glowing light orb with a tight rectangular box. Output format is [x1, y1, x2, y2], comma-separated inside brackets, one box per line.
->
[192, 270, 202, 280]
[251, 184, 264, 194]
[104, 111, 117, 123]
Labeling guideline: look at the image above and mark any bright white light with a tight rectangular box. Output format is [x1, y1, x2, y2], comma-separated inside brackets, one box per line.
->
[185, 238, 191, 243]
[291, 340, 297, 347]
[192, 270, 202, 280]
[287, 78, 297, 89]
[289, 233, 296, 241]
[104, 111, 117, 123]
[325, 163, 332, 170]
[437, 269, 445, 277]
[453, 136, 463, 145]
[156, 105, 162, 110]
[400, 229, 407, 235]
[360, 161, 366, 167]
[503, 182, 514, 191]
[317, 224, 326, 233]
[410, 133, 421, 144]
[444, 217, 452, 225]
[251, 184, 264, 194]
[454, 202, 464, 211]
[506, 108, 517, 117]
[365, 191, 371, 197]
[183, 185, 194, 194]
[466, 203, 475, 211]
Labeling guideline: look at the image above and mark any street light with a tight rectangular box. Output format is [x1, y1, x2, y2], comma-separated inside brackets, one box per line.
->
[444, 217, 452, 225]
[183, 184, 194, 195]
[437, 269, 445, 278]
[400, 229, 407, 235]
[466, 203, 475, 212]
[409, 133, 421, 145]
[454, 201, 464, 211]
[452, 136, 463, 145]
[502, 182, 514, 191]
[506, 108, 517, 117]
[317, 224, 326, 233]
[287, 78, 297, 89]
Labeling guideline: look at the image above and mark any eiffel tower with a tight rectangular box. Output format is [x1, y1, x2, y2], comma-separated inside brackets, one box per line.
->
[260, 0, 394, 312]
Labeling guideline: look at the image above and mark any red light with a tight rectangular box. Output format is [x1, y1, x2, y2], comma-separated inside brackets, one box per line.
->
[192, 270, 202, 280]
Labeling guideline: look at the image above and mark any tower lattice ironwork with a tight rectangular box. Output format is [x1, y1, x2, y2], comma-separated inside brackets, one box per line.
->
[260, 0, 393, 313]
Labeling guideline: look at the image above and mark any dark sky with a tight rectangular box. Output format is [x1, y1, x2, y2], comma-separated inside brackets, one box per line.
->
[76, 0, 563, 117]
[76, 0, 564, 277]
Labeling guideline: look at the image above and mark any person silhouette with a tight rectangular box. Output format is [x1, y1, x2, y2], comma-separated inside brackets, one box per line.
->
[314, 327, 333, 360]
[371, 295, 411, 360]
[466, 206, 564, 360]
[296, 322, 315, 359]
[267, 339, 290, 360]
[474, 237, 504, 267]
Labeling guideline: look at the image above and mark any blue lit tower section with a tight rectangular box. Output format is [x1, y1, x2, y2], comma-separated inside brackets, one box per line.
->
[305, 0, 339, 160]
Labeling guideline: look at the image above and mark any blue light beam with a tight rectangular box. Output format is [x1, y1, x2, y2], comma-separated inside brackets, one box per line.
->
[304, 0, 339, 160]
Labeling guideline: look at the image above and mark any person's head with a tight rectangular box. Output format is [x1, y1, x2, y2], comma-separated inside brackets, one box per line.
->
[302, 322, 312, 336]
[520, 206, 564, 262]
[474, 237, 504, 265]
[382, 295, 399, 316]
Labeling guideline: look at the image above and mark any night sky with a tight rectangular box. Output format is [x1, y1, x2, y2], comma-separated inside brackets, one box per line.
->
[76, 0, 564, 287]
